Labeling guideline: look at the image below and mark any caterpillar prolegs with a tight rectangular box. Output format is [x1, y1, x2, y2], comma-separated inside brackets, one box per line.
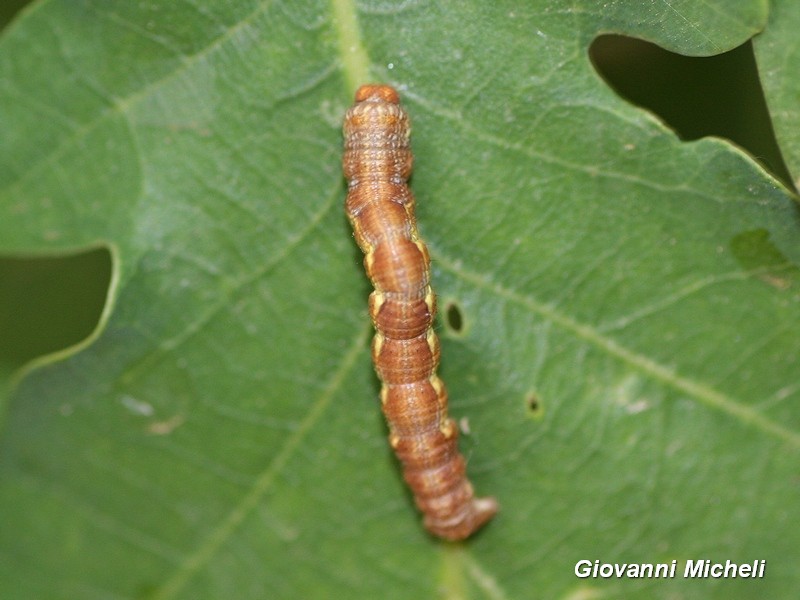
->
[343, 84, 497, 540]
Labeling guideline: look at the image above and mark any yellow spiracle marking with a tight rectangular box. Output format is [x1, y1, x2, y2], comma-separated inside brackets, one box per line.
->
[426, 329, 437, 355]
[356, 223, 375, 254]
[440, 418, 456, 438]
[364, 249, 376, 276]
[371, 291, 386, 313]
[372, 332, 385, 355]
[424, 290, 435, 315]
[413, 239, 429, 264]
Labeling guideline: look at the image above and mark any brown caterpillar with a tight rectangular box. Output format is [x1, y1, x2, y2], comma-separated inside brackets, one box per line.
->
[343, 84, 497, 540]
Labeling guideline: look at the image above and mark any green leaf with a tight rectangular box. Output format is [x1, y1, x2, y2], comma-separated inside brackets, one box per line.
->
[754, 0, 800, 181]
[1, 1, 798, 599]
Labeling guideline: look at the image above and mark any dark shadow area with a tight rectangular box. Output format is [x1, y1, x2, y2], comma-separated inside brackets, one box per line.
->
[590, 35, 793, 189]
[0, 0, 31, 30]
[0, 248, 112, 368]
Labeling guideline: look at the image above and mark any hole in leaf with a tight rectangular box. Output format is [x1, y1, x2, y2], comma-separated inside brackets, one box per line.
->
[526, 392, 543, 418]
[0, 247, 112, 369]
[589, 35, 793, 189]
[444, 301, 464, 333]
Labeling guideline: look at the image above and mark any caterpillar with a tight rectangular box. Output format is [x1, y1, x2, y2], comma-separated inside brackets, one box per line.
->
[342, 84, 497, 540]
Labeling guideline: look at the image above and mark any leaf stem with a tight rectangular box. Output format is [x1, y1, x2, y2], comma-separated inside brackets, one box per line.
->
[331, 0, 371, 95]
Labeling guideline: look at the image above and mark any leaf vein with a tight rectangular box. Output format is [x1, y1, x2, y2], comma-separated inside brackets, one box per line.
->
[434, 252, 800, 448]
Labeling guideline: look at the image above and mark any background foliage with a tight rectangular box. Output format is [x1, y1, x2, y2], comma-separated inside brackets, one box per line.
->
[1, 1, 799, 598]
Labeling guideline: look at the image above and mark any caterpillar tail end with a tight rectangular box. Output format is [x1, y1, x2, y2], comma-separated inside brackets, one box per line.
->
[424, 496, 499, 541]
